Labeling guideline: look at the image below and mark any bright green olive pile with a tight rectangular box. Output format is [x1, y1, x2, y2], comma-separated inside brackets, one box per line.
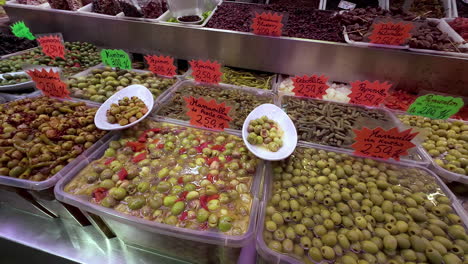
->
[0, 73, 30, 86]
[107, 96, 148, 126]
[67, 67, 177, 103]
[263, 147, 468, 264]
[399, 115, 468, 176]
[247, 116, 284, 152]
[0, 42, 100, 76]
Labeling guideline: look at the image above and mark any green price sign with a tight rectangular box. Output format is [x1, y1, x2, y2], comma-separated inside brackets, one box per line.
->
[0, 0, 6, 6]
[101, 49, 131, 70]
[407, 94, 464, 120]
[10, 21, 35, 40]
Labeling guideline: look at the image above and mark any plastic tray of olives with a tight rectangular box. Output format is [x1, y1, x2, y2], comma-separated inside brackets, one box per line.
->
[55, 118, 263, 247]
[257, 144, 468, 264]
[67, 64, 179, 106]
[0, 71, 35, 92]
[279, 94, 430, 167]
[153, 80, 276, 132]
[0, 96, 111, 190]
[184, 67, 277, 90]
[397, 113, 468, 184]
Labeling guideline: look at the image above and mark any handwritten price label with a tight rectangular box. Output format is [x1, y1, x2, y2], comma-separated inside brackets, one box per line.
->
[352, 127, 418, 161]
[26, 68, 70, 98]
[338, 0, 356, 9]
[101, 49, 132, 69]
[144, 55, 177, 77]
[10, 21, 35, 40]
[189, 60, 222, 84]
[37, 35, 66, 60]
[407, 94, 464, 120]
[349, 80, 392, 107]
[184, 96, 232, 131]
[251, 11, 284, 36]
[369, 22, 413, 46]
[292, 75, 330, 99]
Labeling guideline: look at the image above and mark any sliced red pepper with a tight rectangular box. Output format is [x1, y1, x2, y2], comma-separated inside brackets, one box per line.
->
[204, 156, 220, 166]
[138, 128, 162, 143]
[207, 194, 219, 202]
[126, 141, 146, 152]
[175, 191, 188, 202]
[211, 144, 225, 152]
[92, 187, 108, 202]
[179, 148, 187, 154]
[207, 174, 215, 183]
[104, 157, 115, 165]
[117, 168, 128, 181]
[132, 152, 147, 163]
[225, 156, 233, 162]
[179, 211, 188, 221]
[195, 142, 211, 153]
[178, 177, 184, 184]
[199, 195, 208, 210]
[152, 139, 160, 144]
[157, 143, 165, 149]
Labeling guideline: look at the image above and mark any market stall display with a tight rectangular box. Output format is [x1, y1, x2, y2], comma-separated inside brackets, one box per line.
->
[66, 67, 177, 103]
[155, 81, 274, 130]
[0, 96, 107, 181]
[258, 146, 468, 264]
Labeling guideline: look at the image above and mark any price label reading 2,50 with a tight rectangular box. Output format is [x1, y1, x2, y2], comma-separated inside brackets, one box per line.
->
[184, 96, 232, 131]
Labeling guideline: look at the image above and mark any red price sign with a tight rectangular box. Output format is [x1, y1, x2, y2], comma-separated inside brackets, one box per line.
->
[26, 68, 70, 98]
[349, 80, 392, 107]
[189, 60, 222, 84]
[369, 22, 413, 46]
[292, 75, 330, 99]
[37, 35, 66, 60]
[144, 55, 177, 77]
[251, 11, 284, 36]
[184, 96, 232, 131]
[352, 127, 418, 161]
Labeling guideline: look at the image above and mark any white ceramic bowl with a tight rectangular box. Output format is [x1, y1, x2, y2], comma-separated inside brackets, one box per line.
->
[94, 84, 154, 130]
[242, 104, 297, 161]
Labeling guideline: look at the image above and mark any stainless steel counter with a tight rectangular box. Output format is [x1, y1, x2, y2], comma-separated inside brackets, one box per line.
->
[4, 4, 468, 97]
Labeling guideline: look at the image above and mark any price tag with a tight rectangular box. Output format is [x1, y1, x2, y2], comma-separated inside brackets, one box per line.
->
[338, 0, 356, 10]
[10, 21, 35, 40]
[26, 68, 70, 98]
[251, 11, 284, 37]
[291, 75, 330, 99]
[0, 0, 6, 5]
[349, 80, 392, 107]
[369, 21, 413, 46]
[144, 55, 177, 77]
[101, 49, 132, 70]
[37, 35, 66, 60]
[352, 127, 418, 161]
[184, 96, 232, 131]
[407, 94, 464, 120]
[189, 60, 222, 84]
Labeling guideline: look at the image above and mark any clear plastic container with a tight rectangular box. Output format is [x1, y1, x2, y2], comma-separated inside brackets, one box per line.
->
[67, 64, 180, 108]
[279, 94, 430, 167]
[396, 112, 468, 183]
[257, 143, 468, 263]
[152, 79, 277, 132]
[54, 118, 264, 264]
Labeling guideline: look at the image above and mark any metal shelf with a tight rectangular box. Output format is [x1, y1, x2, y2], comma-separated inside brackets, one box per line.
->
[4, 4, 468, 97]
[0, 206, 192, 264]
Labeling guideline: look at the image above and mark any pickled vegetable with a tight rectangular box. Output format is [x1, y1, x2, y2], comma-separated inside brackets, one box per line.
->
[66, 67, 176, 103]
[65, 121, 259, 234]
[263, 147, 468, 263]
[0, 96, 107, 181]
[247, 116, 284, 152]
[399, 115, 468, 176]
[107, 96, 148, 125]
[0, 73, 30, 86]
[156, 84, 273, 130]
[221, 67, 274, 90]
